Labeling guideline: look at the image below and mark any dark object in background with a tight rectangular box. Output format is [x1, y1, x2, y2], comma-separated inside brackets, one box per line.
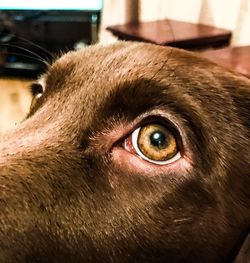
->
[0, 30, 49, 78]
[107, 19, 232, 50]
[0, 10, 101, 78]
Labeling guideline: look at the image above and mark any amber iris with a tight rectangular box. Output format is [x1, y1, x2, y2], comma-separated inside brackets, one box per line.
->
[137, 124, 178, 161]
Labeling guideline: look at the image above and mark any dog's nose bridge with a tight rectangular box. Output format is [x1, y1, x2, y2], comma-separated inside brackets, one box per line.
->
[0, 120, 62, 164]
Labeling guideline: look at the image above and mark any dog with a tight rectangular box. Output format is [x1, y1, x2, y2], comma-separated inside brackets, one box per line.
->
[0, 41, 249, 263]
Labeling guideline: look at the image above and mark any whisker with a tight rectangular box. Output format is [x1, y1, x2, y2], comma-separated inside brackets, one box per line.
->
[0, 51, 49, 67]
[13, 39, 53, 61]
[173, 217, 192, 223]
[1, 33, 53, 59]
[0, 43, 49, 67]
[0, 42, 46, 61]
[11, 41, 53, 61]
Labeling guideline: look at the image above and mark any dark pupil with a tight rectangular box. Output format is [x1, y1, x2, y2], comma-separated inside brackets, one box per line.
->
[150, 131, 167, 149]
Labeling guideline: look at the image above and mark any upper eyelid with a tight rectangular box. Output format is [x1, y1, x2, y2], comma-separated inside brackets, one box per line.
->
[115, 109, 181, 138]
[120, 112, 186, 153]
[130, 118, 182, 147]
[129, 114, 181, 139]
[113, 114, 181, 150]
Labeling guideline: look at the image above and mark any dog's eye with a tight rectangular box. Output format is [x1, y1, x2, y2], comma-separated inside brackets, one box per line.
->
[124, 123, 181, 165]
[29, 82, 44, 110]
[30, 83, 44, 97]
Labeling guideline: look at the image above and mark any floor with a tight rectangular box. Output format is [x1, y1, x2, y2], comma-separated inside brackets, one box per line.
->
[0, 78, 32, 134]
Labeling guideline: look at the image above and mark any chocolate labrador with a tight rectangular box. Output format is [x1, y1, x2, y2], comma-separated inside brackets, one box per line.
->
[0, 42, 249, 263]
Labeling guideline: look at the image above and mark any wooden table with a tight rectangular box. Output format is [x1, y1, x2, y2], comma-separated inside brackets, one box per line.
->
[107, 19, 231, 50]
[200, 46, 250, 78]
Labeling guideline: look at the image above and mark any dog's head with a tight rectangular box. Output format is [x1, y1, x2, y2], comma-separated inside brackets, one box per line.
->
[0, 42, 249, 263]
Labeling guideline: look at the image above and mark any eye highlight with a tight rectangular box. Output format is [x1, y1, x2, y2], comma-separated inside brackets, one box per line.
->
[124, 123, 181, 165]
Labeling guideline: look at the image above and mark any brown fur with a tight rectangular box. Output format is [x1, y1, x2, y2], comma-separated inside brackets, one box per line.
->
[0, 42, 249, 263]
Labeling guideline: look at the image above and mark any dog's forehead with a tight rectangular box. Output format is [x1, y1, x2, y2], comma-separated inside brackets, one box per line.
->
[45, 42, 222, 115]
[39, 42, 231, 126]
[56, 42, 171, 70]
[48, 42, 179, 88]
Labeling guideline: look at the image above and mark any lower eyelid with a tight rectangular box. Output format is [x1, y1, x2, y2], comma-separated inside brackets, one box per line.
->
[111, 146, 191, 177]
[123, 136, 136, 154]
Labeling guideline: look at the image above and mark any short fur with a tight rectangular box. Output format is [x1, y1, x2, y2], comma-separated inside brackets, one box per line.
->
[0, 42, 249, 263]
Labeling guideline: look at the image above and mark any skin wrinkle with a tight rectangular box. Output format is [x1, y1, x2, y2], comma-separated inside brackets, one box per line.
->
[0, 41, 249, 263]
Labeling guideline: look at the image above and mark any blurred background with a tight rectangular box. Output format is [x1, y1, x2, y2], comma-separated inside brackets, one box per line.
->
[0, 0, 250, 133]
[100, 0, 250, 45]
